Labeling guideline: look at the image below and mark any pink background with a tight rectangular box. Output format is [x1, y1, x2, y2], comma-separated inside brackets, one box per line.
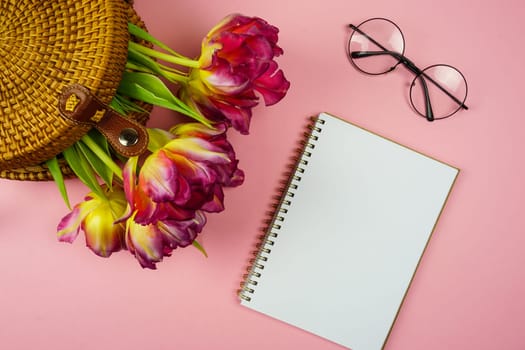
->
[1, 0, 523, 349]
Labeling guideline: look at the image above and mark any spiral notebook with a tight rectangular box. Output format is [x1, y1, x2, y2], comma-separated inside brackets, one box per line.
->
[239, 112, 459, 350]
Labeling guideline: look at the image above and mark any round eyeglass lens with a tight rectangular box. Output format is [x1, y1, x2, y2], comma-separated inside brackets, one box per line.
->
[409, 64, 468, 120]
[348, 18, 405, 75]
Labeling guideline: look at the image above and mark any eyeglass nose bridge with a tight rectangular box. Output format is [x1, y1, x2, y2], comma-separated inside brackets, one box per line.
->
[392, 53, 421, 75]
[350, 49, 421, 74]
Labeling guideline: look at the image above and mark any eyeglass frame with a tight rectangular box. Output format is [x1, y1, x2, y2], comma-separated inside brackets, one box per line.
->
[347, 17, 469, 121]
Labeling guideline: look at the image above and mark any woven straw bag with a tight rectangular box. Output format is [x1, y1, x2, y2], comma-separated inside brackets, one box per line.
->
[0, 0, 151, 181]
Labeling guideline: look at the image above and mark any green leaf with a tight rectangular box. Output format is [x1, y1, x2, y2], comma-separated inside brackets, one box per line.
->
[192, 240, 208, 258]
[62, 145, 104, 198]
[87, 129, 110, 153]
[118, 71, 212, 127]
[76, 140, 113, 190]
[110, 94, 146, 116]
[45, 157, 71, 209]
[109, 97, 126, 115]
[80, 134, 123, 181]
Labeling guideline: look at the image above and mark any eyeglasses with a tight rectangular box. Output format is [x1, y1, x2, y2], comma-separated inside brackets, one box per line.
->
[347, 17, 469, 121]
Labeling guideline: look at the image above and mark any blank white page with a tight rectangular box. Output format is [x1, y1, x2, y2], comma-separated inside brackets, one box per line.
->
[240, 112, 459, 350]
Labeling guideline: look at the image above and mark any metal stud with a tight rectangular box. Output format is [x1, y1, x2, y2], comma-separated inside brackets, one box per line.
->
[119, 128, 139, 147]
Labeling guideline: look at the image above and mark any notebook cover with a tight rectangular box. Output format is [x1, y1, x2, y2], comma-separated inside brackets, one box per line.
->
[239, 112, 459, 350]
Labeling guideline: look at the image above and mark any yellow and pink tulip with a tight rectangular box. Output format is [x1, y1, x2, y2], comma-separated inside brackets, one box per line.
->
[125, 211, 206, 269]
[57, 187, 127, 258]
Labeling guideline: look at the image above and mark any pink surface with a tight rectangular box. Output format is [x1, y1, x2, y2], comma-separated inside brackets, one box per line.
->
[0, 1, 523, 349]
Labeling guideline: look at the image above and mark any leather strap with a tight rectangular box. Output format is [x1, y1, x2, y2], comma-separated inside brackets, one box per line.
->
[58, 84, 148, 157]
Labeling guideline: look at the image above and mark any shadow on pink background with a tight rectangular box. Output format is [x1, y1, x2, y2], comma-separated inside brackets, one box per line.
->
[1, 0, 524, 349]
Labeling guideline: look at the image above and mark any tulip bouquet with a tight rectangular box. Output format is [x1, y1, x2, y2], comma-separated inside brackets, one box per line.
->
[50, 14, 290, 269]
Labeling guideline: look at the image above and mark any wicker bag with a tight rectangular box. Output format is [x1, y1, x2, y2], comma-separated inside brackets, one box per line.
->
[0, 0, 151, 181]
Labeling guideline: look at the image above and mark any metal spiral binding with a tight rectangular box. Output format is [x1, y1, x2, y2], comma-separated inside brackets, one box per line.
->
[239, 116, 325, 302]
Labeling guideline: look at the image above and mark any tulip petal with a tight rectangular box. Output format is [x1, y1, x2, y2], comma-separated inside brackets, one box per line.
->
[57, 205, 84, 243]
[132, 187, 159, 225]
[201, 185, 225, 213]
[57, 198, 98, 243]
[172, 175, 192, 206]
[126, 218, 165, 269]
[139, 150, 181, 202]
[168, 153, 217, 186]
[155, 202, 196, 221]
[123, 156, 139, 206]
[164, 137, 231, 164]
[204, 14, 239, 41]
[170, 122, 227, 139]
[83, 209, 125, 258]
[82, 189, 127, 257]
[253, 61, 291, 106]
[204, 57, 251, 95]
[246, 35, 279, 60]
[230, 168, 245, 187]
[158, 210, 207, 248]
[208, 99, 252, 134]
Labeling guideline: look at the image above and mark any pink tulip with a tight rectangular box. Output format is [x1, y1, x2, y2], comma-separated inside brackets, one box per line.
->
[179, 14, 290, 134]
[124, 123, 244, 226]
[120, 123, 243, 268]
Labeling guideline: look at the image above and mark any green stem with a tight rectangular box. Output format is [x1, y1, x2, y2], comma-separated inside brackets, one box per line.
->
[157, 62, 187, 76]
[125, 61, 154, 74]
[129, 42, 200, 69]
[126, 61, 189, 84]
[81, 135, 123, 180]
[162, 70, 190, 84]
